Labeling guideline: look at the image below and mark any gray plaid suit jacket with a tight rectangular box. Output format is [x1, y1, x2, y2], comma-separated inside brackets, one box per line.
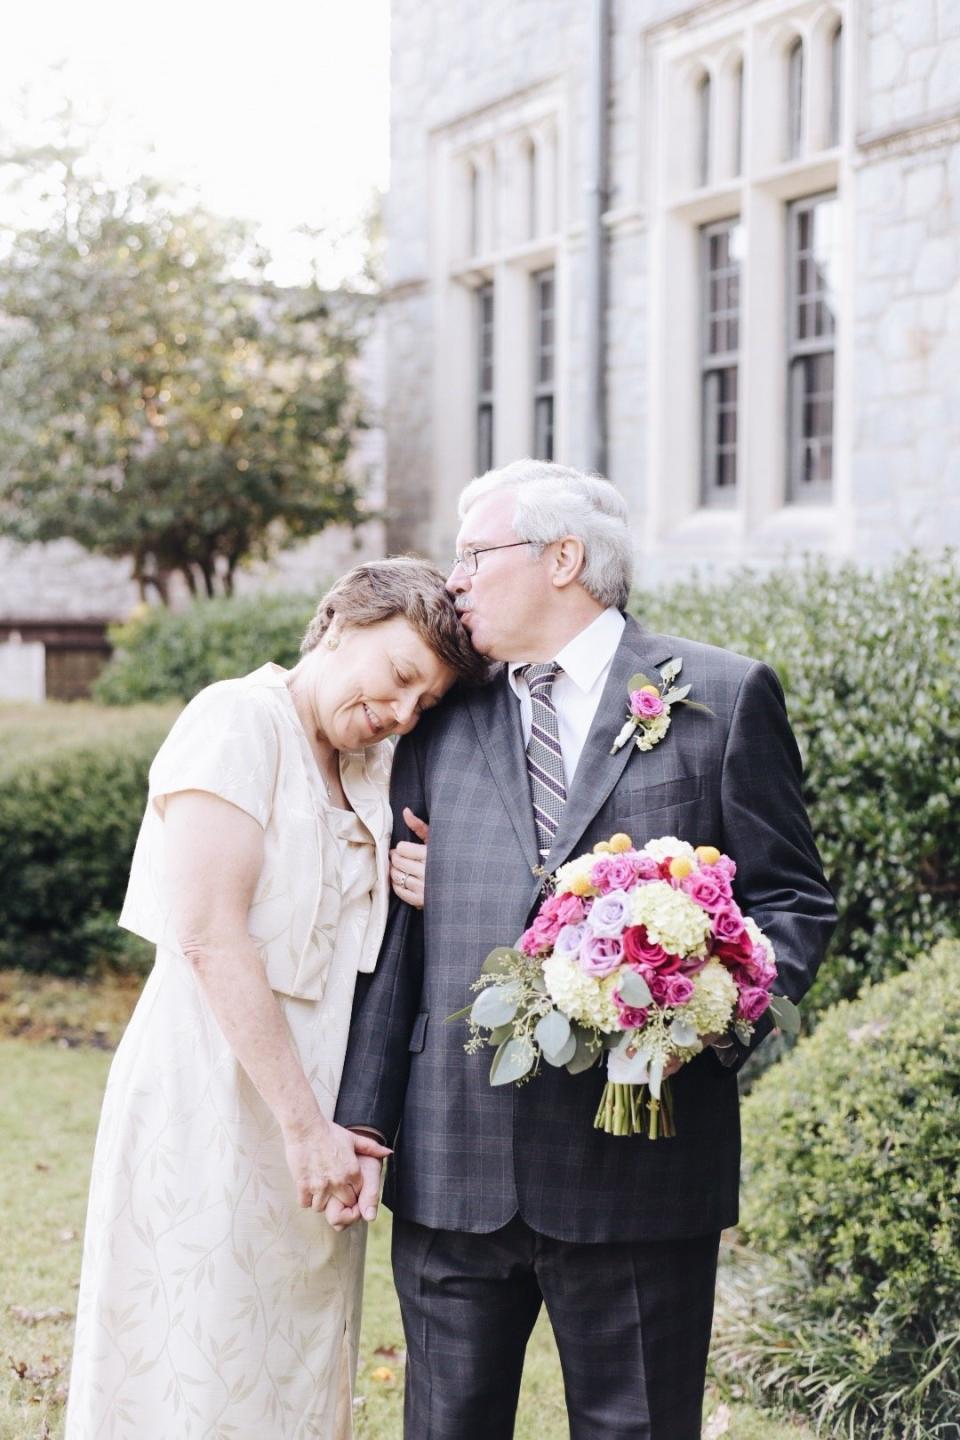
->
[336, 617, 837, 1242]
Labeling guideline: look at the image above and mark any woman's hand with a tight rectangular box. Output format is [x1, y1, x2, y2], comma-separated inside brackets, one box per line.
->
[283, 1116, 390, 1214]
[390, 807, 429, 908]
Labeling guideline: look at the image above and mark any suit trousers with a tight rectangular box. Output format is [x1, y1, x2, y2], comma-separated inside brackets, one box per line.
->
[391, 1213, 721, 1440]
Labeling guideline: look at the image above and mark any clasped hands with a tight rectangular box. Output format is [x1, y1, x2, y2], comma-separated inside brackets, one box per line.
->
[284, 1116, 390, 1233]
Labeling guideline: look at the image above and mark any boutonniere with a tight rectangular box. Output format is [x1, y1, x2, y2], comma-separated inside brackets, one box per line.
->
[610, 658, 713, 755]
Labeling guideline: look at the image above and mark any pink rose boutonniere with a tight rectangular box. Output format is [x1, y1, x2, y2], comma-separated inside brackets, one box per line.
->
[610, 658, 713, 756]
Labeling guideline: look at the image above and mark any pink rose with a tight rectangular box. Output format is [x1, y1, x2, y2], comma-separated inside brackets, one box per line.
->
[662, 973, 695, 1007]
[644, 970, 671, 1006]
[622, 926, 683, 972]
[737, 985, 772, 1024]
[712, 854, 737, 882]
[630, 690, 665, 718]
[579, 933, 624, 977]
[713, 902, 750, 949]
[613, 997, 650, 1029]
[634, 855, 660, 882]
[682, 870, 727, 912]
[540, 892, 586, 928]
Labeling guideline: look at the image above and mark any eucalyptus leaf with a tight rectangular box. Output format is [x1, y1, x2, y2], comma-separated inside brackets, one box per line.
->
[617, 969, 653, 1008]
[659, 657, 683, 684]
[488, 1022, 516, 1046]
[661, 683, 692, 705]
[541, 1031, 578, 1067]
[565, 1026, 602, 1075]
[770, 993, 802, 1038]
[627, 672, 657, 692]
[489, 1037, 535, 1086]
[471, 983, 521, 1029]
[535, 1009, 571, 1058]
[445, 1003, 474, 1024]
[482, 947, 520, 976]
[669, 1016, 698, 1047]
[678, 699, 715, 715]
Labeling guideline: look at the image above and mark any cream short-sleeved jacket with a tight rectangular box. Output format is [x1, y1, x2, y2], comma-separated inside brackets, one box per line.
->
[118, 661, 393, 999]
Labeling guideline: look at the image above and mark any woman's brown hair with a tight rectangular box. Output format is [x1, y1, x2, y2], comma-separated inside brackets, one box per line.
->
[301, 557, 488, 684]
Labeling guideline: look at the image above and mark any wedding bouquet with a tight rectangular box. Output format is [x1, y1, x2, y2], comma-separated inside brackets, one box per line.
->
[453, 833, 798, 1138]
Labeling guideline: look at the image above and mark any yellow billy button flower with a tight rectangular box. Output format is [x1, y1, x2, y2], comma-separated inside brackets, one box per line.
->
[639, 684, 660, 696]
[569, 874, 596, 897]
[593, 841, 613, 854]
[669, 856, 693, 880]
[695, 845, 721, 865]
[609, 833, 633, 854]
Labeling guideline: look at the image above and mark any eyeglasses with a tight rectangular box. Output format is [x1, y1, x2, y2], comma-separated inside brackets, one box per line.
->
[451, 541, 538, 576]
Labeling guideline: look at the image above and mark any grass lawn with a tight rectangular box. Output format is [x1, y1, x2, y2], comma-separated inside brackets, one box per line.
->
[0, 701, 180, 771]
[0, 981, 814, 1439]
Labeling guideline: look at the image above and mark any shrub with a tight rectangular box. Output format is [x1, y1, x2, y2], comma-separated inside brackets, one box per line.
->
[93, 593, 316, 705]
[715, 941, 960, 1438]
[0, 705, 177, 975]
[635, 552, 960, 1012]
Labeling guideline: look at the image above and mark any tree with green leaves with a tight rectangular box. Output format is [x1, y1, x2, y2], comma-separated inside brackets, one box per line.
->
[0, 142, 370, 601]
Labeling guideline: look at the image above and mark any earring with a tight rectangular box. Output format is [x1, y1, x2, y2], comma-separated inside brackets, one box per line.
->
[325, 633, 340, 650]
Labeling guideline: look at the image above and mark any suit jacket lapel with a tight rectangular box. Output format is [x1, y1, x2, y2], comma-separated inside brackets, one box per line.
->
[466, 672, 541, 872]
[545, 618, 674, 873]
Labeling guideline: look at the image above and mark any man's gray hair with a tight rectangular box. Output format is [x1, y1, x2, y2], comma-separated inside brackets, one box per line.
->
[459, 459, 633, 610]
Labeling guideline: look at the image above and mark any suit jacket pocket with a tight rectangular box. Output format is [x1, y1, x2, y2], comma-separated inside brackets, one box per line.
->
[408, 1011, 429, 1053]
[615, 773, 704, 814]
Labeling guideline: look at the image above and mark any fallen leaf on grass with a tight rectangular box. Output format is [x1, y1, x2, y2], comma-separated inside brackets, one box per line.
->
[58, 1230, 77, 1243]
[370, 1366, 396, 1383]
[9, 1307, 72, 1326]
[373, 1343, 402, 1360]
[703, 1401, 731, 1438]
[9, 1353, 65, 1386]
[34, 1162, 50, 1172]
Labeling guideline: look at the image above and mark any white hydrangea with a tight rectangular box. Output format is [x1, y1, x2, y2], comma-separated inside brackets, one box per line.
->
[674, 959, 738, 1036]
[635, 710, 671, 751]
[631, 881, 711, 956]
[553, 853, 598, 897]
[542, 954, 621, 1032]
[640, 836, 696, 863]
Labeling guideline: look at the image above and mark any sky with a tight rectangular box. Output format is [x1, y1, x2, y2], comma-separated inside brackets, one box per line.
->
[0, 0, 391, 285]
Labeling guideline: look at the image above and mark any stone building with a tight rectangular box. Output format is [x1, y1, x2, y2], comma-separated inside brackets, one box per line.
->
[383, 0, 960, 579]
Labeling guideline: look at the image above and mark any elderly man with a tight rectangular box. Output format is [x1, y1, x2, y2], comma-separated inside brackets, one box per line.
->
[336, 460, 836, 1440]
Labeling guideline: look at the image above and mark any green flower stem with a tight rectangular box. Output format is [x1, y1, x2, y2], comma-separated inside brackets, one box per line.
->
[593, 1080, 677, 1139]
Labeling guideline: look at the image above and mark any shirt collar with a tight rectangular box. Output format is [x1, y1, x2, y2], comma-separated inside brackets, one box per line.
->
[507, 608, 625, 696]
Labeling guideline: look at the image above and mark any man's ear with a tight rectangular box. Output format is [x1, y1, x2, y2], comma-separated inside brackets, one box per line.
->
[551, 536, 586, 589]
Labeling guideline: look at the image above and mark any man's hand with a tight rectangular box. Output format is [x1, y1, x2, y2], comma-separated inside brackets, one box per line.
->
[318, 1132, 390, 1231]
[390, 807, 429, 908]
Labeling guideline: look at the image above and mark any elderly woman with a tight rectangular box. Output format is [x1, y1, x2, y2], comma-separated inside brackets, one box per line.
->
[65, 559, 486, 1440]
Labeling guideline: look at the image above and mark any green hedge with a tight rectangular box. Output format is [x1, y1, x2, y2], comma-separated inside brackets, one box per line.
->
[93, 594, 315, 705]
[0, 705, 178, 975]
[717, 940, 960, 1438]
[636, 552, 960, 1012]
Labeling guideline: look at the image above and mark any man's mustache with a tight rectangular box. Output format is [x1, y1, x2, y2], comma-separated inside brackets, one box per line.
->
[454, 596, 472, 614]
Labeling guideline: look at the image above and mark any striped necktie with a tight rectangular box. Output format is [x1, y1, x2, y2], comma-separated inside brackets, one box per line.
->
[520, 662, 567, 861]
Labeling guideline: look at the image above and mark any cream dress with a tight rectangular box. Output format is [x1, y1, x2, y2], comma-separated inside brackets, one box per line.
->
[65, 665, 393, 1440]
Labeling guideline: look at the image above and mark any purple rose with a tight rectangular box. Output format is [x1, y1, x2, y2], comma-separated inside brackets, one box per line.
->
[737, 985, 772, 1024]
[662, 973, 695, 1007]
[634, 855, 661, 882]
[587, 890, 631, 938]
[630, 689, 665, 718]
[579, 933, 625, 976]
[553, 922, 586, 960]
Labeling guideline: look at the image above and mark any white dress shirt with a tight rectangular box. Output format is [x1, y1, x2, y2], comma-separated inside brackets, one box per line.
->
[508, 607, 625, 787]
